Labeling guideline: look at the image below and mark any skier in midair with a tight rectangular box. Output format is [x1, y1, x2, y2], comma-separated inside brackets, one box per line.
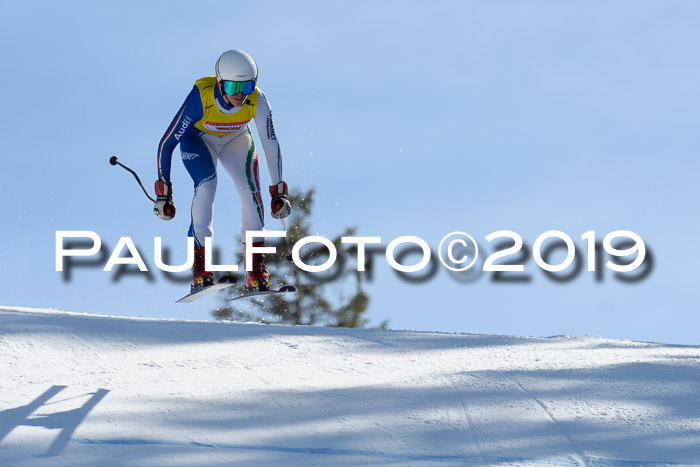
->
[153, 49, 291, 293]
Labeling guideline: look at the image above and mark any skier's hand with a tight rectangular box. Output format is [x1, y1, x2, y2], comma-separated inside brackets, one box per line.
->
[269, 181, 292, 219]
[154, 180, 176, 220]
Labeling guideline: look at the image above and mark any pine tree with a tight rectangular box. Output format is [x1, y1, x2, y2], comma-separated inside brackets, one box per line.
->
[213, 188, 385, 328]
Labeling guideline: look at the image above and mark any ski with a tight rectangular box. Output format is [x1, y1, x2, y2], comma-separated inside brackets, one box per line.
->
[176, 276, 237, 303]
[228, 285, 296, 302]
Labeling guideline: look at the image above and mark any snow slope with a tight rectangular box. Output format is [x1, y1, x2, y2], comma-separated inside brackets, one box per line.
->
[0, 306, 699, 466]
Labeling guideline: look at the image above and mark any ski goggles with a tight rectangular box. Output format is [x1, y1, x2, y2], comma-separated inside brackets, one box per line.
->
[220, 79, 256, 96]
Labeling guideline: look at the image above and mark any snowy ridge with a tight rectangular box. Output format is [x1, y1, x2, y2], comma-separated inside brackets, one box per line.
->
[0, 305, 699, 466]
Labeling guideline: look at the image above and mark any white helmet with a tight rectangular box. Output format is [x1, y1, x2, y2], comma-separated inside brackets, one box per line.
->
[215, 49, 258, 83]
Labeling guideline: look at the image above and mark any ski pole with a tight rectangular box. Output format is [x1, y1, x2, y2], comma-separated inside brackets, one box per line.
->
[109, 156, 156, 203]
[280, 218, 293, 261]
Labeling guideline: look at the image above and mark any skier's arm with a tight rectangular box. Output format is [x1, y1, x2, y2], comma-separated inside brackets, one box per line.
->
[253, 89, 283, 185]
[156, 87, 203, 185]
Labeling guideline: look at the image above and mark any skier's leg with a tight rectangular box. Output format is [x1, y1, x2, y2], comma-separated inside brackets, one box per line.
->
[217, 128, 265, 242]
[180, 134, 218, 247]
[180, 134, 218, 290]
[218, 129, 268, 289]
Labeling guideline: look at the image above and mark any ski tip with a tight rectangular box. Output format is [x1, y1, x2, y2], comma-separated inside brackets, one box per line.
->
[278, 285, 296, 293]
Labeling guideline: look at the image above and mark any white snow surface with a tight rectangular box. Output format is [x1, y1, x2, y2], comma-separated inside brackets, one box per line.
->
[0, 306, 699, 466]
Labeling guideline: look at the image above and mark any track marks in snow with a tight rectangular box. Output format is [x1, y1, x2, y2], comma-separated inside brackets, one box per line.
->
[445, 374, 490, 465]
[508, 376, 589, 466]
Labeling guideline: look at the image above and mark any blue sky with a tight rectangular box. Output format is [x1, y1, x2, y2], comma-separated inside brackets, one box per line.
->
[1, 1, 698, 344]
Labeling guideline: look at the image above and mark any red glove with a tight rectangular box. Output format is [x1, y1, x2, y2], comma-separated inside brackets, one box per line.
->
[269, 181, 292, 219]
[154, 180, 176, 220]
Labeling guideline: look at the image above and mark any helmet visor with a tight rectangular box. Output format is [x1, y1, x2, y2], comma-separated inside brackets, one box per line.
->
[221, 80, 256, 96]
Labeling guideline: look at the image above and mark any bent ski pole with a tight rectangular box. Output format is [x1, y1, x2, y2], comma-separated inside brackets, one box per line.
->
[109, 156, 156, 203]
[280, 218, 293, 261]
